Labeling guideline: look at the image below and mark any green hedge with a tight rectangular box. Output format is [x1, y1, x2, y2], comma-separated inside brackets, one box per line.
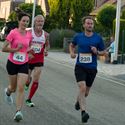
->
[49, 29, 76, 49]
[113, 19, 125, 54]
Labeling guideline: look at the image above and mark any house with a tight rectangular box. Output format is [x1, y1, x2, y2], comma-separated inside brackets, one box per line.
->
[94, 0, 109, 8]
[90, 0, 125, 16]
[0, 0, 24, 20]
[0, 0, 49, 20]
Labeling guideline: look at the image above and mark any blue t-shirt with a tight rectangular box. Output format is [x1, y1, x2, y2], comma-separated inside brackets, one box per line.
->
[72, 32, 105, 69]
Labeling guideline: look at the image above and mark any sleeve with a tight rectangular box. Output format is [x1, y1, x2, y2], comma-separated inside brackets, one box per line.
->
[98, 36, 105, 51]
[6, 29, 14, 43]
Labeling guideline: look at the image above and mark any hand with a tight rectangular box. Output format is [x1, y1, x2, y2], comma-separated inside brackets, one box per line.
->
[91, 46, 98, 55]
[104, 50, 109, 56]
[70, 53, 76, 58]
[17, 43, 23, 51]
[44, 51, 48, 56]
[27, 48, 35, 54]
[28, 53, 34, 60]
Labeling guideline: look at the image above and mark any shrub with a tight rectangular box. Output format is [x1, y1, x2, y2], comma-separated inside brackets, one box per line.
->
[113, 19, 125, 54]
[97, 4, 116, 34]
[49, 29, 76, 49]
[0, 19, 5, 30]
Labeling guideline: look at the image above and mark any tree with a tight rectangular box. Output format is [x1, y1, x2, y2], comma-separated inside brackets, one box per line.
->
[8, 3, 43, 26]
[19, 3, 43, 17]
[46, 0, 94, 31]
[97, 5, 116, 33]
[46, 0, 71, 29]
[71, 0, 94, 31]
[57, 0, 71, 28]
[121, 9, 125, 19]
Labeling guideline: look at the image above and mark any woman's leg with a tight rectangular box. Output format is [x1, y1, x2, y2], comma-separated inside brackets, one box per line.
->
[5, 75, 17, 104]
[16, 73, 28, 111]
[8, 75, 17, 93]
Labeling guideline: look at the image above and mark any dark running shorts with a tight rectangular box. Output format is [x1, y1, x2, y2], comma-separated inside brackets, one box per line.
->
[28, 62, 44, 70]
[74, 65, 97, 87]
[6, 60, 29, 75]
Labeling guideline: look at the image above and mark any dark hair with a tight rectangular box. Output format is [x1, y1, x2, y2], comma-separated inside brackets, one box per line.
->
[15, 7, 30, 21]
[82, 16, 95, 24]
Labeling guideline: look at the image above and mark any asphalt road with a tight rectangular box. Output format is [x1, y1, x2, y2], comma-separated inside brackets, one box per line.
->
[0, 52, 125, 125]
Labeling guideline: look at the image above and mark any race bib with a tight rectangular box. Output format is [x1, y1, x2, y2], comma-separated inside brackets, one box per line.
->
[13, 52, 26, 62]
[79, 53, 92, 63]
[31, 43, 42, 53]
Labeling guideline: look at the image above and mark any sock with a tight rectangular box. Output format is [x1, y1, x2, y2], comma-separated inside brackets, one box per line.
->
[28, 81, 38, 100]
[81, 110, 85, 115]
[26, 77, 32, 86]
[6, 88, 11, 96]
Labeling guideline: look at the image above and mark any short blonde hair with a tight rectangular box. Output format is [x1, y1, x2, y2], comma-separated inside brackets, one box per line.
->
[34, 15, 44, 22]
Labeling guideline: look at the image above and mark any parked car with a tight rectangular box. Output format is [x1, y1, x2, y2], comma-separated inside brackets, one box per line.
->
[0, 26, 6, 41]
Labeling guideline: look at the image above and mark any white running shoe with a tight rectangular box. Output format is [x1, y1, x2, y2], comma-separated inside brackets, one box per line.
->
[14, 111, 23, 122]
[4, 88, 13, 105]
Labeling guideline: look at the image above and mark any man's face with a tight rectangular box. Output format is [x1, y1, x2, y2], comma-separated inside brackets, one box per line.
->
[34, 16, 44, 30]
[83, 19, 94, 32]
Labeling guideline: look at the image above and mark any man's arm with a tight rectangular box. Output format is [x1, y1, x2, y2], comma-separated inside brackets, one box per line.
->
[69, 43, 76, 58]
[44, 32, 50, 56]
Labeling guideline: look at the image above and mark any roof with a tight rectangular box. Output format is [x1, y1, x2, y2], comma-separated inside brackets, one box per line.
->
[90, 0, 117, 16]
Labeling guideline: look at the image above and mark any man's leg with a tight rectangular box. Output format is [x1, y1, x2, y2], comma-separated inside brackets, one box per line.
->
[26, 67, 42, 107]
[77, 81, 90, 123]
[77, 81, 86, 111]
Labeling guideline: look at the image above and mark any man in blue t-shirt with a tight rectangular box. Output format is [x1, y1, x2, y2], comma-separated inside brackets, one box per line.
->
[69, 16, 106, 123]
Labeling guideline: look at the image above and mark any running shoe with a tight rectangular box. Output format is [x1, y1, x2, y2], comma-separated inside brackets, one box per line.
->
[4, 88, 13, 105]
[26, 99, 35, 107]
[14, 111, 23, 122]
[75, 101, 80, 110]
[81, 112, 89, 123]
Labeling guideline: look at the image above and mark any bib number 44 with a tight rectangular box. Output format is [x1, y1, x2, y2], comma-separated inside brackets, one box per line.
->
[13, 52, 26, 62]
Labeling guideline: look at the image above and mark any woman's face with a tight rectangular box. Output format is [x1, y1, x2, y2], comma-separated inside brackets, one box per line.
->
[19, 16, 30, 29]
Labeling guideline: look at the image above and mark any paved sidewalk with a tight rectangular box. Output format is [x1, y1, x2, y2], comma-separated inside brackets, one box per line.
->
[47, 52, 125, 77]
[0, 41, 125, 77]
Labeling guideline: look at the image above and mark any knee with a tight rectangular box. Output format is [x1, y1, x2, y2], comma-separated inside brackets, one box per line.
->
[79, 83, 86, 93]
[17, 84, 24, 92]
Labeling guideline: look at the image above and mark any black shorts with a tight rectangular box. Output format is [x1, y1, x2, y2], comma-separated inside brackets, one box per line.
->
[6, 60, 29, 75]
[74, 65, 97, 87]
[28, 62, 44, 70]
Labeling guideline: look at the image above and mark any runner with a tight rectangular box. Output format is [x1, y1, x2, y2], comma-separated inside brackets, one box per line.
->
[25, 15, 49, 107]
[2, 9, 31, 122]
[69, 16, 106, 123]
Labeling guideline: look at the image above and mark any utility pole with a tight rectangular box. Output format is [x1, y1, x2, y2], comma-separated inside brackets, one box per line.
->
[31, 0, 36, 28]
[114, 0, 121, 62]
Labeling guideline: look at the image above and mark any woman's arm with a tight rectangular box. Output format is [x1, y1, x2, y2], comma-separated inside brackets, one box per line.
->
[2, 41, 22, 53]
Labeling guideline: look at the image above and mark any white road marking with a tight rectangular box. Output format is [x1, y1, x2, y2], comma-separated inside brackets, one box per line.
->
[46, 58, 125, 87]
